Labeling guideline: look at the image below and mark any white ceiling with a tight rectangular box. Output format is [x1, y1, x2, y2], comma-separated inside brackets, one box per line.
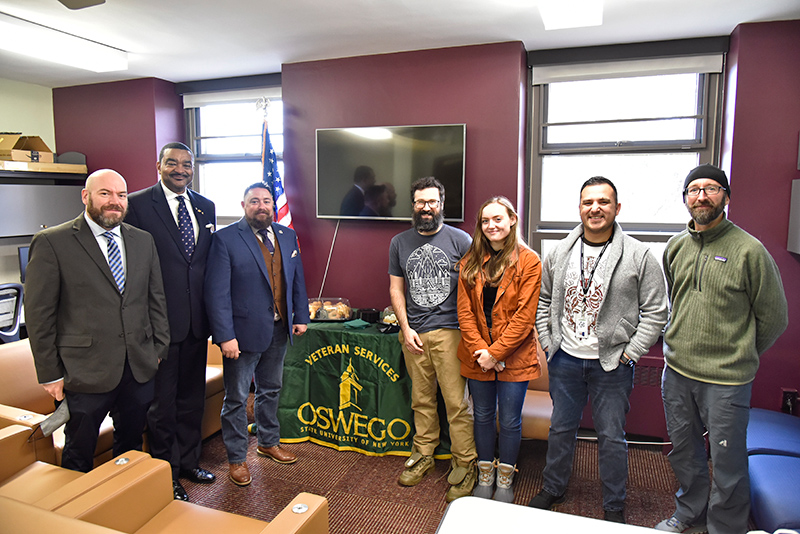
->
[1, 0, 799, 89]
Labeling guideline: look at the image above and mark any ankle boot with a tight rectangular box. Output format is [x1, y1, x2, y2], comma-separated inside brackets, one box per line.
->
[472, 460, 495, 499]
[492, 463, 517, 503]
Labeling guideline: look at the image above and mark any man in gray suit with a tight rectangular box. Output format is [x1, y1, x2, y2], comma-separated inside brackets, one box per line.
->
[25, 169, 170, 472]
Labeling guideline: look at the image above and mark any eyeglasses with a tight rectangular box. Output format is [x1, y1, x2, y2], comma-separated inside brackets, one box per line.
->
[685, 185, 725, 198]
[413, 200, 440, 209]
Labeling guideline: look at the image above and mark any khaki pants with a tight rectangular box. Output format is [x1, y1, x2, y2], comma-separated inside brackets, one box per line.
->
[400, 328, 476, 465]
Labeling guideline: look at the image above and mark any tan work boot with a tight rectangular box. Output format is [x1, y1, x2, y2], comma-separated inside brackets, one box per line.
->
[398, 452, 434, 486]
[445, 458, 477, 502]
[492, 462, 517, 503]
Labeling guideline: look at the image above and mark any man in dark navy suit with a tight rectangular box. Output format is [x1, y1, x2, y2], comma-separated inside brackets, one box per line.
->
[205, 183, 309, 487]
[126, 142, 217, 500]
[339, 165, 375, 216]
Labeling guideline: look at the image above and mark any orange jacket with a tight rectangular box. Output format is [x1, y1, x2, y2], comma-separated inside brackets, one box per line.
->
[457, 246, 542, 382]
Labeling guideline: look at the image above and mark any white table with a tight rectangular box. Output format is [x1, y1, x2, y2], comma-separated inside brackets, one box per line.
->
[436, 497, 657, 533]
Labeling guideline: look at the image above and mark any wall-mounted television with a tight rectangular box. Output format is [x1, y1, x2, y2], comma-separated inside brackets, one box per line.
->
[316, 124, 465, 221]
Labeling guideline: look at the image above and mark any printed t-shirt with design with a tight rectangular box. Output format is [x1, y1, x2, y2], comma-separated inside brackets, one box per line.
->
[388, 224, 472, 334]
[560, 240, 609, 359]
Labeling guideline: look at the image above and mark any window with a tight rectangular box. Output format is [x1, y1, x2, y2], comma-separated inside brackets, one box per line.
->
[529, 70, 722, 258]
[187, 98, 283, 226]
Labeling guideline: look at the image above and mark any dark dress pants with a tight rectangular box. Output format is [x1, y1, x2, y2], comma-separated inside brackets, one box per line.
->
[146, 332, 207, 479]
[62, 358, 154, 473]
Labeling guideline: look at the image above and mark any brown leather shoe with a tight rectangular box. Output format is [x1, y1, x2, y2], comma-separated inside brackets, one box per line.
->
[229, 462, 251, 486]
[256, 445, 297, 464]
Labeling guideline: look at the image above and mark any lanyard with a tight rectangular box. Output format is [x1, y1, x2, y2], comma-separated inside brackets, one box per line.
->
[579, 237, 610, 302]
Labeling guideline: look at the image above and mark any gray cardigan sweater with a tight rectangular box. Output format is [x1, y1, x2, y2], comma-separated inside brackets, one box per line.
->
[536, 222, 668, 371]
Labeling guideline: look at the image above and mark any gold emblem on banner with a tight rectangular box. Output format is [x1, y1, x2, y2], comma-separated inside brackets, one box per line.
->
[339, 358, 363, 411]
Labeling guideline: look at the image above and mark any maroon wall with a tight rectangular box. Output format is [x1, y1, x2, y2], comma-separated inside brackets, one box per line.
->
[53, 78, 184, 193]
[723, 20, 800, 411]
[282, 42, 529, 309]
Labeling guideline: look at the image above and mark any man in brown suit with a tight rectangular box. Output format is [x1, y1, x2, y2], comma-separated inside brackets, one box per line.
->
[25, 169, 170, 472]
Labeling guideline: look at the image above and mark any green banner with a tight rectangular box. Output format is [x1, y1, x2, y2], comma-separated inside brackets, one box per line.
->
[278, 322, 450, 457]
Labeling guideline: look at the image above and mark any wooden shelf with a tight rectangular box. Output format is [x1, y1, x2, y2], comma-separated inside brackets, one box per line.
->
[0, 160, 88, 175]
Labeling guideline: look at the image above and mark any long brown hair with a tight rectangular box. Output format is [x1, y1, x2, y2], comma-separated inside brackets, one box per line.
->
[460, 196, 524, 287]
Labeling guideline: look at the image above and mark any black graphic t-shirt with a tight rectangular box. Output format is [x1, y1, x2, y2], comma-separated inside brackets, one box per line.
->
[389, 225, 471, 334]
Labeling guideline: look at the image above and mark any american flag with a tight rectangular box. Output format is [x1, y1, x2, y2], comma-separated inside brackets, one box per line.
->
[261, 115, 293, 228]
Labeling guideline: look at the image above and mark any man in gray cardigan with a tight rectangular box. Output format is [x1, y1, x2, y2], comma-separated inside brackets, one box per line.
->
[529, 176, 668, 524]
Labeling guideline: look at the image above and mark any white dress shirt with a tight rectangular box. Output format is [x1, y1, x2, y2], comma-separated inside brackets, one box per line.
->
[160, 181, 199, 241]
[84, 212, 127, 278]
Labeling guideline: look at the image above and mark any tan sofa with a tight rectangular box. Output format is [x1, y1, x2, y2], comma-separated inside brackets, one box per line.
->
[0, 490, 329, 534]
[0, 338, 225, 466]
[520, 346, 553, 441]
[0, 424, 329, 534]
[202, 340, 224, 439]
[0, 424, 153, 509]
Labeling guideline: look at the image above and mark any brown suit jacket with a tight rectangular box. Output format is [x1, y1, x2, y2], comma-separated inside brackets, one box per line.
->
[24, 214, 170, 394]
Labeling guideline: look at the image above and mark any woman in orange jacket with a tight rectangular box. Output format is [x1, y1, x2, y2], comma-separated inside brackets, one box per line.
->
[457, 196, 542, 503]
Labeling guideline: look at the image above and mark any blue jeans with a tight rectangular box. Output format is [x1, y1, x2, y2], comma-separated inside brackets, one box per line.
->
[468, 379, 529, 465]
[662, 366, 752, 534]
[220, 321, 288, 464]
[543, 349, 633, 512]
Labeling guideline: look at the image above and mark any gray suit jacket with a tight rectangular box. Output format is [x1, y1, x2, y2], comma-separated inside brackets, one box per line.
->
[25, 214, 170, 394]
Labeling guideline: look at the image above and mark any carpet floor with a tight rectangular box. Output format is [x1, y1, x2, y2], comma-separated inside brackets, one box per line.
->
[182, 433, 681, 533]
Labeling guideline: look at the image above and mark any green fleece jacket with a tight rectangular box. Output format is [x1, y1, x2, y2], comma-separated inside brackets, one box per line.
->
[663, 217, 788, 385]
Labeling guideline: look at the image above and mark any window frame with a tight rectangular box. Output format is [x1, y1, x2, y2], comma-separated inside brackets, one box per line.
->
[185, 99, 284, 227]
[527, 71, 723, 253]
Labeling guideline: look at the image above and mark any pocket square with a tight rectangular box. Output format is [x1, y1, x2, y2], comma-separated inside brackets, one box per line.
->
[291, 250, 298, 258]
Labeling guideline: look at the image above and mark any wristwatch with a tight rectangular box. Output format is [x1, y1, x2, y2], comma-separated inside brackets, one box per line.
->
[619, 354, 635, 367]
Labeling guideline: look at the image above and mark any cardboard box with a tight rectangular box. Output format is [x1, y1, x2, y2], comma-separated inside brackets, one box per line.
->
[0, 133, 55, 164]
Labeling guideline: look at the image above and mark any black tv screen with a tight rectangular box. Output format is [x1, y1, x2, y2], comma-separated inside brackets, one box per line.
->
[316, 124, 465, 221]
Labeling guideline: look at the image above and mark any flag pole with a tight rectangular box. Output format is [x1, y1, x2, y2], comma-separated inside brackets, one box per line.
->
[256, 97, 275, 199]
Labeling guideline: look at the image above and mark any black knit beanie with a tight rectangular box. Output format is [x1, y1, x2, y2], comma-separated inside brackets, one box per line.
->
[683, 164, 730, 197]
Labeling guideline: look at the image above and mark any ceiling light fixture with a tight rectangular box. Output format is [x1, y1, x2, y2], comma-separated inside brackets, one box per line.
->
[0, 11, 127, 72]
[538, 0, 603, 31]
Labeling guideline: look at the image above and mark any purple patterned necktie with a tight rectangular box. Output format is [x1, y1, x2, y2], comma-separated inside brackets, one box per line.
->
[177, 196, 195, 257]
[258, 229, 275, 254]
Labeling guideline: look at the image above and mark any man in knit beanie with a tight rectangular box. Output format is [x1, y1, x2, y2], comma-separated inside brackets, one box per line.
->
[656, 164, 788, 534]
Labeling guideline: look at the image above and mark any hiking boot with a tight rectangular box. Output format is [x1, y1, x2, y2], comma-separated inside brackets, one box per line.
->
[604, 509, 626, 523]
[445, 458, 477, 502]
[492, 462, 517, 503]
[655, 516, 707, 533]
[472, 460, 495, 499]
[398, 452, 434, 486]
[528, 489, 566, 509]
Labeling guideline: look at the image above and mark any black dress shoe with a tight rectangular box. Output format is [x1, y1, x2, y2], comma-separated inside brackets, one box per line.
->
[604, 509, 625, 523]
[172, 480, 189, 501]
[179, 467, 216, 484]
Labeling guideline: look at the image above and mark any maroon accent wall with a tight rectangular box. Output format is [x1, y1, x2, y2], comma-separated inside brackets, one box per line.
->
[724, 20, 800, 410]
[282, 42, 529, 309]
[53, 78, 184, 193]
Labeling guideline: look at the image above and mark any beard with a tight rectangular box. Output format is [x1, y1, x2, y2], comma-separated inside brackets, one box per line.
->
[689, 201, 725, 227]
[87, 196, 126, 229]
[247, 210, 273, 230]
[412, 209, 444, 233]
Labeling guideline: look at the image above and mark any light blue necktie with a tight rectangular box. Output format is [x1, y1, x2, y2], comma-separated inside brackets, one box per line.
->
[103, 231, 125, 293]
[177, 196, 195, 257]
